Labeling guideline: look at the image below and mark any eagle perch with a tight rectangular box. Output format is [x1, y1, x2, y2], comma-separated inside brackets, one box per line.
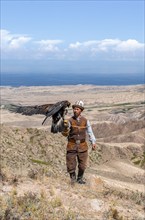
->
[3, 100, 71, 133]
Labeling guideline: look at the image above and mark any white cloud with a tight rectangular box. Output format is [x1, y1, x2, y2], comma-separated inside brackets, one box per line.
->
[69, 41, 82, 49]
[96, 39, 120, 52]
[69, 41, 100, 50]
[115, 39, 143, 51]
[0, 29, 31, 50]
[1, 29, 144, 61]
[68, 39, 144, 60]
[35, 39, 63, 52]
[9, 36, 31, 49]
[68, 39, 144, 53]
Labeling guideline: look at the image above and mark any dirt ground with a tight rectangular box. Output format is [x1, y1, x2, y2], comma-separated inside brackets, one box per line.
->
[0, 84, 145, 220]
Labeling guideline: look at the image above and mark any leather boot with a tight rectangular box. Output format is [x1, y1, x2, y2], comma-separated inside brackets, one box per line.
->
[70, 172, 76, 185]
[77, 169, 86, 184]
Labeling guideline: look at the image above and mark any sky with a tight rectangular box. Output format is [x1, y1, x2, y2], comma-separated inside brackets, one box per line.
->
[0, 0, 144, 75]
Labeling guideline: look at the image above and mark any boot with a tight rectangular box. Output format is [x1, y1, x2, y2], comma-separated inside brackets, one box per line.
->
[70, 172, 76, 185]
[77, 169, 86, 184]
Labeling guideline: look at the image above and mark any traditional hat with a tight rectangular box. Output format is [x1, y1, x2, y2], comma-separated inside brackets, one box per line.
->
[72, 100, 84, 110]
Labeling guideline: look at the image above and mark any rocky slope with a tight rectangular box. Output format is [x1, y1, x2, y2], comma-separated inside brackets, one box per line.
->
[0, 122, 145, 220]
[0, 85, 145, 220]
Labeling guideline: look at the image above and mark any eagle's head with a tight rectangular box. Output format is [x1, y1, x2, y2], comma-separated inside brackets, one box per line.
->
[64, 100, 71, 108]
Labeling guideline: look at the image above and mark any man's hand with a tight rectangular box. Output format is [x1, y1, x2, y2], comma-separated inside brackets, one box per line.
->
[92, 143, 96, 151]
[63, 119, 69, 128]
[61, 119, 70, 137]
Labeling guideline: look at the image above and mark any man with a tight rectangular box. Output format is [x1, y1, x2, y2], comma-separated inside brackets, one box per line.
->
[62, 100, 96, 185]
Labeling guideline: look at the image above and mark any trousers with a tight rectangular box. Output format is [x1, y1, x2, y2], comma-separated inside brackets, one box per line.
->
[66, 150, 88, 174]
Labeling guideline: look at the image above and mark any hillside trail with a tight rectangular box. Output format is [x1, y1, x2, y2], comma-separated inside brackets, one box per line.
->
[87, 159, 145, 193]
[1, 84, 145, 219]
[2, 158, 144, 220]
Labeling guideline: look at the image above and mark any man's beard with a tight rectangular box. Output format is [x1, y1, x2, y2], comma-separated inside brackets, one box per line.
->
[74, 112, 79, 118]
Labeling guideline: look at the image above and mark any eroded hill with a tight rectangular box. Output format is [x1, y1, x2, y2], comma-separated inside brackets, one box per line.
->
[0, 85, 145, 220]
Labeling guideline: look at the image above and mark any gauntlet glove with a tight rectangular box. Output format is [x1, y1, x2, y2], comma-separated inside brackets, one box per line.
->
[63, 119, 69, 128]
[61, 119, 70, 137]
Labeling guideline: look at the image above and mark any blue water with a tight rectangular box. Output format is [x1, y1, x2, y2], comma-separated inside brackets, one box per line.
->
[0, 73, 144, 87]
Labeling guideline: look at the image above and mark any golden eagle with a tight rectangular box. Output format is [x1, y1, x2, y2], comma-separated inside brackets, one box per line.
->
[3, 100, 71, 133]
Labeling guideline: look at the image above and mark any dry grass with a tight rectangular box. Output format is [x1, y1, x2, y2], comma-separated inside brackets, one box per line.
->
[0, 190, 77, 220]
[1, 85, 145, 220]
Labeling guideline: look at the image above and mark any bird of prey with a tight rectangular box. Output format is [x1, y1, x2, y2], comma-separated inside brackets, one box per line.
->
[3, 100, 71, 133]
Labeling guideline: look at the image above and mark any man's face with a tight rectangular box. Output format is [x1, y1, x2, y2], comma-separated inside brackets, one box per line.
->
[73, 107, 82, 118]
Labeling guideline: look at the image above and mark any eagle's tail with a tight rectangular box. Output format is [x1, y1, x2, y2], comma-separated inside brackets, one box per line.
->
[42, 115, 49, 125]
[51, 117, 64, 133]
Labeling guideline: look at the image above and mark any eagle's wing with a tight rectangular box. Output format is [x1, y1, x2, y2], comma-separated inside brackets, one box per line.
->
[42, 100, 71, 125]
[2, 103, 54, 115]
[2, 100, 71, 133]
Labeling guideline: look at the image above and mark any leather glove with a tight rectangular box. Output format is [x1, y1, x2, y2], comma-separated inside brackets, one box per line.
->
[63, 119, 69, 128]
[62, 119, 69, 137]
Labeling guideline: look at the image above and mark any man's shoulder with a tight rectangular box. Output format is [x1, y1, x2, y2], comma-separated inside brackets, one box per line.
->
[68, 116, 88, 121]
[81, 116, 88, 121]
[68, 116, 74, 123]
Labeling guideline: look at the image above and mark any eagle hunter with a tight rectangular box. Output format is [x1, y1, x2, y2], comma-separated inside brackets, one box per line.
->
[5, 100, 71, 133]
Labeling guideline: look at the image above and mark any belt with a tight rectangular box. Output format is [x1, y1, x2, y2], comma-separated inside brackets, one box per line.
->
[68, 139, 85, 144]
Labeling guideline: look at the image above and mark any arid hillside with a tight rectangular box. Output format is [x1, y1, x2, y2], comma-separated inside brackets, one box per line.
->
[0, 85, 145, 220]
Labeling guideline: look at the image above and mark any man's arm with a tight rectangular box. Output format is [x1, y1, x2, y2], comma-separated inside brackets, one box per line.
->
[61, 119, 70, 137]
[87, 120, 96, 150]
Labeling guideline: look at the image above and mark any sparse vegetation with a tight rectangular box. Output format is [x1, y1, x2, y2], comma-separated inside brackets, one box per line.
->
[131, 152, 145, 168]
[1, 124, 145, 219]
[89, 148, 102, 164]
[0, 192, 66, 220]
[0, 186, 82, 220]
[107, 206, 124, 220]
[1, 84, 145, 219]
[30, 158, 51, 166]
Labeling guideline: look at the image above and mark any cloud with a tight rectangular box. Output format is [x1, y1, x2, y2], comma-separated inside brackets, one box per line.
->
[68, 39, 144, 60]
[115, 39, 143, 51]
[68, 39, 144, 52]
[69, 41, 82, 49]
[1, 29, 31, 50]
[1, 29, 144, 61]
[35, 39, 63, 52]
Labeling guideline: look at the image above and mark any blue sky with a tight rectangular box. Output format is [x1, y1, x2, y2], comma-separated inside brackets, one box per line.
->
[1, 0, 144, 74]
